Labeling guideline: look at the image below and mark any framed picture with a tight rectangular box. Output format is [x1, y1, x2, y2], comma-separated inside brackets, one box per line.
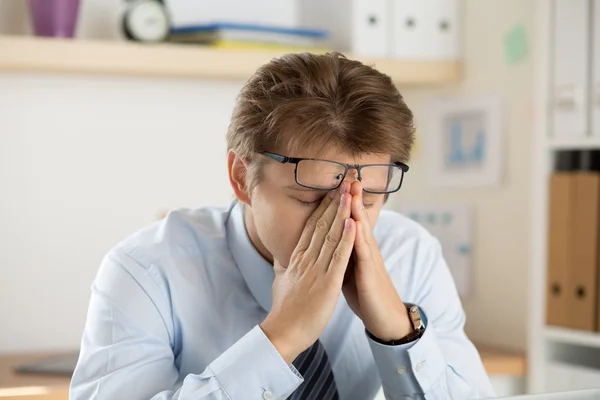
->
[426, 95, 504, 188]
[397, 204, 473, 299]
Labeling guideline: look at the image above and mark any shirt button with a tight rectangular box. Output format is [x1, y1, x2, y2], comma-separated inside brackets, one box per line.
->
[396, 366, 407, 375]
[262, 390, 273, 400]
[415, 361, 426, 371]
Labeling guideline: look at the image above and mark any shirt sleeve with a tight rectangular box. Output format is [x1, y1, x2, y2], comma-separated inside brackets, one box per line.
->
[367, 237, 496, 400]
[70, 252, 303, 400]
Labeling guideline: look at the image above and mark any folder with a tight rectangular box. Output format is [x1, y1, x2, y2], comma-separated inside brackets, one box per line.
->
[570, 173, 600, 331]
[592, 0, 600, 138]
[546, 173, 575, 328]
[551, 0, 591, 140]
[390, 0, 461, 60]
[298, 0, 390, 57]
[351, 0, 389, 56]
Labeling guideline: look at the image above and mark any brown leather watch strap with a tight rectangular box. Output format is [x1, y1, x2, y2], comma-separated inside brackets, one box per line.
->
[366, 303, 426, 346]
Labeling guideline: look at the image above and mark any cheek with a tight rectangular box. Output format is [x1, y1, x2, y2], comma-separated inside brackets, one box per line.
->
[368, 211, 379, 229]
[253, 195, 312, 266]
[363, 203, 383, 231]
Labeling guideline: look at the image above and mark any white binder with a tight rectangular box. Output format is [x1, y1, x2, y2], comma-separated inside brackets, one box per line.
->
[390, 0, 461, 60]
[551, 0, 591, 140]
[592, 0, 600, 138]
[298, 0, 389, 57]
[351, 0, 389, 56]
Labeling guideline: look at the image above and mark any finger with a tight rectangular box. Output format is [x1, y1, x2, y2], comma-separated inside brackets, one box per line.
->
[328, 217, 356, 282]
[306, 182, 350, 260]
[350, 181, 374, 245]
[316, 188, 352, 266]
[295, 188, 336, 253]
[353, 220, 373, 263]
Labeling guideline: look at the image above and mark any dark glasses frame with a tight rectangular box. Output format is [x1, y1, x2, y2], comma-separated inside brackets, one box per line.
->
[260, 151, 409, 194]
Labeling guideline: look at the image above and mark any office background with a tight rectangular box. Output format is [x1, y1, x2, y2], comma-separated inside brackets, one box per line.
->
[0, 0, 532, 356]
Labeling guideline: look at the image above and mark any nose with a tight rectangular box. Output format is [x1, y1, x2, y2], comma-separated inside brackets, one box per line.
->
[344, 168, 361, 183]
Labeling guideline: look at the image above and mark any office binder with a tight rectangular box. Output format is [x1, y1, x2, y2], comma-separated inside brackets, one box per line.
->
[546, 173, 575, 328]
[551, 0, 591, 140]
[298, 0, 389, 56]
[390, 0, 461, 60]
[352, 0, 389, 56]
[569, 172, 600, 331]
[592, 0, 600, 138]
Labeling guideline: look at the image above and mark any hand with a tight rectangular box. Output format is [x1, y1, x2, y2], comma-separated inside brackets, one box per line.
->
[260, 184, 356, 364]
[342, 181, 413, 342]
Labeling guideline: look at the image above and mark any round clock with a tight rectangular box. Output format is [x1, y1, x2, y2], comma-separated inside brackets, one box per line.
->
[123, 0, 170, 42]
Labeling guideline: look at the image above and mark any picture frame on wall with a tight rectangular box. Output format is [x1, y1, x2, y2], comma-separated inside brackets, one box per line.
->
[426, 95, 504, 188]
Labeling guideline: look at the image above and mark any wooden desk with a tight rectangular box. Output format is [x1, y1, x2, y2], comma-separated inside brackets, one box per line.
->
[477, 345, 527, 376]
[0, 347, 526, 399]
[0, 354, 69, 399]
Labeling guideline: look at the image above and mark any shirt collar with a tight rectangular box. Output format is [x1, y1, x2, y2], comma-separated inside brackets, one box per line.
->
[225, 200, 274, 312]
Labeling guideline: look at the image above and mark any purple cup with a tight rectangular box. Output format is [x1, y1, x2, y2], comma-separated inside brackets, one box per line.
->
[29, 0, 80, 38]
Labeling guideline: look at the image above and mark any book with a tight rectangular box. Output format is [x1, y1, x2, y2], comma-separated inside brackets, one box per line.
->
[169, 38, 330, 53]
[169, 22, 329, 48]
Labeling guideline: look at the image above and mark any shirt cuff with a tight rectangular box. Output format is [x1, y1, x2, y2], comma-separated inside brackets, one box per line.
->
[209, 325, 303, 399]
[367, 320, 446, 396]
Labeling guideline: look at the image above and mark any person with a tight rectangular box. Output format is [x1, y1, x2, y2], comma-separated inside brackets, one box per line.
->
[70, 52, 495, 400]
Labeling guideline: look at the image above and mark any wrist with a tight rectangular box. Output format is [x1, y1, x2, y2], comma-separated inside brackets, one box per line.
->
[366, 309, 413, 342]
[259, 318, 302, 365]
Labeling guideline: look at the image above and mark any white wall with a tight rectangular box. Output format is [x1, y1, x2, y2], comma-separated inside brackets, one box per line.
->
[0, 0, 533, 354]
[394, 0, 533, 352]
[0, 74, 241, 352]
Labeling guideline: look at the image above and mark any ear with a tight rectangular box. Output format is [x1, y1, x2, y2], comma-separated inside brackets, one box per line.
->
[227, 150, 252, 206]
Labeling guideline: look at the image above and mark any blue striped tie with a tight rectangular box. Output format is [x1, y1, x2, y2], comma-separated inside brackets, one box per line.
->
[287, 340, 339, 400]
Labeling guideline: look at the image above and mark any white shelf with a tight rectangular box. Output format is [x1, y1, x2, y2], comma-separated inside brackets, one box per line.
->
[547, 137, 600, 150]
[545, 326, 600, 349]
[0, 35, 461, 86]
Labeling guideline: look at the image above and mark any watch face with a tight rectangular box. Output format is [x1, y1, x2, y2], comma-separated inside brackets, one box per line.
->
[126, 1, 170, 42]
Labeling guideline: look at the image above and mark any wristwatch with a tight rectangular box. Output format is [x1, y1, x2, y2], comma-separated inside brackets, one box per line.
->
[367, 303, 426, 346]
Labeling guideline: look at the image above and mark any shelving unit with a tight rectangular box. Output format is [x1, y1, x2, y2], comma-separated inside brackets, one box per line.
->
[0, 35, 461, 85]
[545, 327, 600, 349]
[528, 0, 600, 393]
[547, 138, 600, 150]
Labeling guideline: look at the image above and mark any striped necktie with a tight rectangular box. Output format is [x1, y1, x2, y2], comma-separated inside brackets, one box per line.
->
[287, 340, 339, 400]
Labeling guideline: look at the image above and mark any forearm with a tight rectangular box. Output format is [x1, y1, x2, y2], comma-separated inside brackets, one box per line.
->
[71, 325, 304, 400]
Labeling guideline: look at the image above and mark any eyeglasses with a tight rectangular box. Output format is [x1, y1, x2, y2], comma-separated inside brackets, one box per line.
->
[260, 151, 409, 194]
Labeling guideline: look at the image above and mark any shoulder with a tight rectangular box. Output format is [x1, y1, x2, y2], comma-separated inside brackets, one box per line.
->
[113, 205, 230, 264]
[374, 208, 439, 249]
[374, 208, 444, 275]
[96, 205, 232, 296]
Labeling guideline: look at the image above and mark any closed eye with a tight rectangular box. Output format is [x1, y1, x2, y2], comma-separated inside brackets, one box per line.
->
[297, 198, 322, 207]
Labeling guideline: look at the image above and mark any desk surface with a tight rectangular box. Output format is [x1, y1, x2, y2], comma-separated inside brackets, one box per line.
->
[477, 346, 527, 376]
[0, 346, 526, 395]
[0, 353, 71, 389]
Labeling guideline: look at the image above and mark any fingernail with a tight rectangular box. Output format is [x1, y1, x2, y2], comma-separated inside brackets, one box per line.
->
[340, 193, 346, 208]
[344, 218, 350, 231]
[329, 190, 335, 199]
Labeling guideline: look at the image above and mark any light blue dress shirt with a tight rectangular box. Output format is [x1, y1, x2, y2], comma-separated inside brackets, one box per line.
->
[70, 200, 495, 400]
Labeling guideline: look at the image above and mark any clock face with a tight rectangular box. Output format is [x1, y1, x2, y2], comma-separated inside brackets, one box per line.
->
[126, 1, 170, 42]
